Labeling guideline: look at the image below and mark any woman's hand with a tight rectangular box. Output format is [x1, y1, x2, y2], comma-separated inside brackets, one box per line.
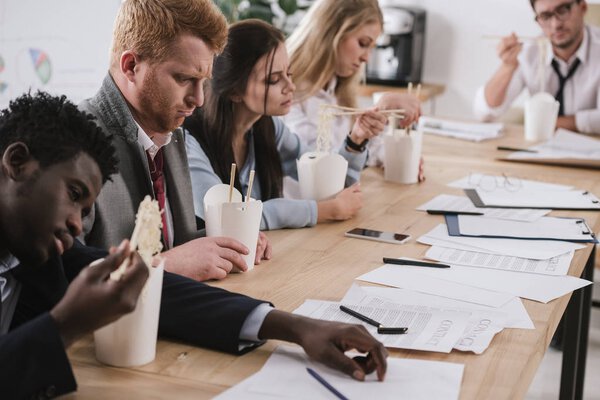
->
[376, 92, 421, 129]
[349, 109, 388, 145]
[317, 184, 363, 222]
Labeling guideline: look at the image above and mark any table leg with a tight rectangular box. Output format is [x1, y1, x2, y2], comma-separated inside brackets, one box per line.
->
[559, 246, 595, 400]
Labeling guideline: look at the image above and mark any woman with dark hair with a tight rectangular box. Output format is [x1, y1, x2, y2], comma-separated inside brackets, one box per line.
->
[185, 19, 373, 230]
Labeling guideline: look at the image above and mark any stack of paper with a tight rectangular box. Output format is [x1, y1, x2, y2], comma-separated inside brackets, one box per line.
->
[215, 345, 465, 400]
[294, 299, 470, 353]
[419, 224, 585, 260]
[417, 194, 550, 222]
[425, 246, 573, 276]
[358, 259, 591, 304]
[445, 215, 598, 243]
[341, 285, 511, 354]
[465, 188, 600, 211]
[418, 117, 503, 142]
[503, 129, 600, 169]
[344, 285, 533, 330]
[448, 173, 573, 191]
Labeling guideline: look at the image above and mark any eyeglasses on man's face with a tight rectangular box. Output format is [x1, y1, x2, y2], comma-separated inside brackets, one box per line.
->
[534, 0, 579, 25]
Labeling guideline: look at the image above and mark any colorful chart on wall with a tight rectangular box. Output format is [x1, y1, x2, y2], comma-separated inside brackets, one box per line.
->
[0, 55, 7, 95]
[0, 0, 122, 107]
[28, 49, 52, 84]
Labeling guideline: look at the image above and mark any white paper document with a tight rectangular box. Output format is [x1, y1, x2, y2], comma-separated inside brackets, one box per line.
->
[363, 262, 591, 303]
[294, 300, 470, 353]
[345, 285, 533, 330]
[467, 188, 600, 210]
[356, 265, 515, 307]
[418, 224, 585, 260]
[454, 215, 596, 242]
[341, 285, 509, 354]
[417, 194, 550, 222]
[506, 129, 600, 168]
[426, 246, 573, 276]
[448, 173, 573, 191]
[214, 345, 465, 400]
[418, 116, 503, 142]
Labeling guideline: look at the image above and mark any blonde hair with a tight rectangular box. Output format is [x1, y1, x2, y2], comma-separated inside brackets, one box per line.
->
[287, 0, 382, 108]
[110, 0, 228, 69]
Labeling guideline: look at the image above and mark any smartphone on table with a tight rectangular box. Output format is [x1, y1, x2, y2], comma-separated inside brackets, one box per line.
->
[344, 228, 411, 245]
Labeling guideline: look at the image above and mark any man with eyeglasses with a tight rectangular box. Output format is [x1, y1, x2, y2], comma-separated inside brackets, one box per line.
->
[474, 0, 600, 135]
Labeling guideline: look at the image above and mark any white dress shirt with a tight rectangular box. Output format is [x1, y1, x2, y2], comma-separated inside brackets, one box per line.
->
[136, 126, 175, 249]
[284, 78, 351, 152]
[474, 25, 600, 135]
[0, 253, 21, 334]
[283, 77, 386, 166]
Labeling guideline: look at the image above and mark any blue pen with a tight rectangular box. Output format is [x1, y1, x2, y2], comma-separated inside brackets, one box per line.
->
[306, 367, 350, 400]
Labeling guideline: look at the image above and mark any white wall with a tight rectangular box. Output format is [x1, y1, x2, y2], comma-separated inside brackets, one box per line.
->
[0, 0, 121, 108]
[0, 0, 588, 118]
[387, 0, 543, 118]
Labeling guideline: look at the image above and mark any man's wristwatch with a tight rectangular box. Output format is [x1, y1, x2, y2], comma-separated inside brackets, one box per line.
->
[345, 134, 368, 152]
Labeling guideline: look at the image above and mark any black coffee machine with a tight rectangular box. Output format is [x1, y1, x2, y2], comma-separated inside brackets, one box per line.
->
[366, 4, 426, 86]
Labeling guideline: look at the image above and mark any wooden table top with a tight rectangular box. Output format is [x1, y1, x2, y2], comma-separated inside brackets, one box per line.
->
[65, 124, 600, 400]
[357, 82, 446, 102]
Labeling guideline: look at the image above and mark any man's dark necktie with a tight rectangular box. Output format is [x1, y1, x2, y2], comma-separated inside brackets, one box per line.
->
[551, 58, 581, 116]
[146, 148, 169, 247]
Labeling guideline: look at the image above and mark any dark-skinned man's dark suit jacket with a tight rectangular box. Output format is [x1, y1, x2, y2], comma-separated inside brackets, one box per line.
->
[2, 241, 266, 399]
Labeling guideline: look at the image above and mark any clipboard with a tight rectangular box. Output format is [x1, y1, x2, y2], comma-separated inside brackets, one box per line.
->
[465, 188, 600, 211]
[445, 214, 598, 243]
[499, 128, 600, 170]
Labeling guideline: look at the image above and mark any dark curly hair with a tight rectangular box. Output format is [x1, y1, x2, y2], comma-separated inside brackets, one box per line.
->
[0, 91, 118, 183]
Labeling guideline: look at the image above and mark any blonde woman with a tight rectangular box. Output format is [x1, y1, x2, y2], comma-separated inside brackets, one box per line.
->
[283, 0, 423, 173]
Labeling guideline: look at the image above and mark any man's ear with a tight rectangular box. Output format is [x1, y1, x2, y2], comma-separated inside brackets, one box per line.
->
[1, 142, 36, 181]
[120, 50, 141, 83]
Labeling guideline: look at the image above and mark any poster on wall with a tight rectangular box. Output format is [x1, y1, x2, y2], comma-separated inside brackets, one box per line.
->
[0, 0, 121, 108]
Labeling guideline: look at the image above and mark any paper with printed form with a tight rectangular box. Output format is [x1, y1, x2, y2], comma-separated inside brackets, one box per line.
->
[448, 173, 573, 191]
[426, 246, 573, 276]
[345, 285, 533, 329]
[417, 194, 550, 222]
[504, 129, 600, 168]
[535, 128, 600, 154]
[356, 265, 515, 307]
[341, 285, 509, 354]
[466, 188, 600, 211]
[372, 261, 591, 303]
[418, 224, 585, 260]
[419, 116, 503, 142]
[214, 345, 465, 400]
[294, 300, 470, 353]
[449, 215, 597, 243]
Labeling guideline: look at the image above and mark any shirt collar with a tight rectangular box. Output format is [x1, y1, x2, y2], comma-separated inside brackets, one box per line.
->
[324, 77, 338, 96]
[546, 25, 589, 66]
[136, 123, 173, 159]
[0, 253, 19, 274]
[575, 25, 590, 64]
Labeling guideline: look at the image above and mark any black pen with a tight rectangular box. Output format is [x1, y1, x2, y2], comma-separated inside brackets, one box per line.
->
[496, 146, 538, 153]
[378, 327, 408, 334]
[339, 305, 409, 334]
[306, 368, 349, 400]
[383, 257, 451, 269]
[426, 209, 484, 216]
[339, 305, 381, 328]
